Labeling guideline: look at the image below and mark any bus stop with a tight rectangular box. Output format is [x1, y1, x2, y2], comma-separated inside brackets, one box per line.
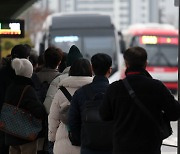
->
[0, 0, 179, 153]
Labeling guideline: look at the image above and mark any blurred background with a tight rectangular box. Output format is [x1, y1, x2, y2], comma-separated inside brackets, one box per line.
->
[26, 0, 179, 53]
[0, 0, 178, 57]
[0, 0, 179, 153]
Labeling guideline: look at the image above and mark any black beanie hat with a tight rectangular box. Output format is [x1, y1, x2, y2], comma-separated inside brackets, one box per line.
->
[11, 44, 31, 59]
[66, 45, 83, 67]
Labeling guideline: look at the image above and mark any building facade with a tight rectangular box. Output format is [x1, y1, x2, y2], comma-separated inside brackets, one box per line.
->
[43, 0, 178, 30]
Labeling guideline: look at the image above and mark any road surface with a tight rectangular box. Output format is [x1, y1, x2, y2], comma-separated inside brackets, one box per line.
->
[162, 93, 178, 154]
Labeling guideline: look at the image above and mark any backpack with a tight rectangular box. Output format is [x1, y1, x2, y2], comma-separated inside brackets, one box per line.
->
[39, 81, 50, 103]
[34, 73, 60, 104]
[59, 86, 72, 124]
[32, 73, 60, 152]
[81, 85, 113, 150]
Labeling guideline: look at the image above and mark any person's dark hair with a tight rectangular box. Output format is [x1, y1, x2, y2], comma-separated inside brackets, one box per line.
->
[11, 44, 31, 59]
[58, 52, 67, 73]
[29, 53, 38, 68]
[91, 53, 112, 76]
[35, 54, 45, 72]
[123, 46, 147, 68]
[44, 46, 63, 69]
[69, 58, 92, 77]
[38, 54, 44, 66]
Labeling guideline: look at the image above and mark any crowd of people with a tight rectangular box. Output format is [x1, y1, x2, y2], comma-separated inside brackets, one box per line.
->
[0, 43, 179, 154]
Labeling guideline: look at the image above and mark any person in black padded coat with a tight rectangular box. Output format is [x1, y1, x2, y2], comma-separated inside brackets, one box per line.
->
[4, 58, 46, 154]
[99, 46, 180, 154]
[0, 44, 31, 154]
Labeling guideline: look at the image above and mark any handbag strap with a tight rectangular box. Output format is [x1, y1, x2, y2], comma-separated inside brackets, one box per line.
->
[59, 86, 72, 102]
[17, 85, 31, 108]
[122, 78, 162, 131]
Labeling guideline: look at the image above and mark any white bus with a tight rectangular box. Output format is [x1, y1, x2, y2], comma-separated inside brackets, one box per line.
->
[39, 13, 121, 83]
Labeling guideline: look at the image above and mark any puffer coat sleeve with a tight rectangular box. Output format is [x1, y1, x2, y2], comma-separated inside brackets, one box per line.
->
[48, 76, 93, 154]
[44, 73, 68, 114]
[48, 89, 64, 141]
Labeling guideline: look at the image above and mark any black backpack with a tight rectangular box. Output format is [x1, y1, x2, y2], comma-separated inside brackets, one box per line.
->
[33, 73, 60, 104]
[81, 85, 113, 150]
[38, 81, 50, 103]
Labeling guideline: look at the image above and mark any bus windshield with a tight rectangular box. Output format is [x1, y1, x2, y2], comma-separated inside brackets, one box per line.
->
[141, 44, 178, 67]
[50, 29, 116, 60]
[50, 28, 117, 73]
[131, 36, 178, 67]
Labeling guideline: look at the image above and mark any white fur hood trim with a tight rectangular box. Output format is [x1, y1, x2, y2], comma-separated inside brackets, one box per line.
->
[60, 76, 93, 88]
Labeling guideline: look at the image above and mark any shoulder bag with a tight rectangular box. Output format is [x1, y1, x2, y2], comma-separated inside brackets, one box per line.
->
[0, 85, 42, 141]
[122, 78, 172, 140]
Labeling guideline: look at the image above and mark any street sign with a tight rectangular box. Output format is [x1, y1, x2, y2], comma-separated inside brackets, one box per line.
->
[0, 19, 24, 38]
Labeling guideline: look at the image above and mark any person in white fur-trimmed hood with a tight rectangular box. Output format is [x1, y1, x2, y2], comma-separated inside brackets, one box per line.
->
[44, 45, 83, 114]
[4, 58, 46, 154]
[48, 58, 93, 154]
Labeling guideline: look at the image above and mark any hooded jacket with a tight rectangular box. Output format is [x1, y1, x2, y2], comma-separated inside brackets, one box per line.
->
[48, 76, 93, 154]
[43, 45, 83, 114]
[66, 45, 83, 67]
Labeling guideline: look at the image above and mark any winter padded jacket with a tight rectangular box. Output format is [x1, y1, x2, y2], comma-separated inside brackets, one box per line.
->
[43, 67, 70, 114]
[4, 76, 46, 146]
[99, 68, 180, 154]
[48, 76, 93, 154]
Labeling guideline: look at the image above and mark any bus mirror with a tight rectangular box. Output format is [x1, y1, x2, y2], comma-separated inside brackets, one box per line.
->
[39, 43, 45, 55]
[120, 40, 126, 53]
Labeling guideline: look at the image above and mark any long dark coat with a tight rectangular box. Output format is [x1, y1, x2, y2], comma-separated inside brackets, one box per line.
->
[4, 76, 46, 146]
[99, 67, 180, 154]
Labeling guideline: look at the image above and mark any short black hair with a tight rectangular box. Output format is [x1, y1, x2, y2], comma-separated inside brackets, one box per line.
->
[91, 53, 112, 76]
[123, 46, 147, 68]
[69, 58, 92, 77]
[29, 53, 38, 68]
[58, 52, 67, 73]
[44, 46, 63, 69]
[11, 44, 31, 59]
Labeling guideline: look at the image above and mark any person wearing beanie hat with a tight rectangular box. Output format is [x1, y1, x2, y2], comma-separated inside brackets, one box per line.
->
[66, 45, 83, 67]
[0, 44, 32, 154]
[4, 58, 46, 154]
[12, 58, 33, 78]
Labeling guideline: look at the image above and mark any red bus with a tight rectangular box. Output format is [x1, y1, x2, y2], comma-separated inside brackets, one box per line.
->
[120, 23, 178, 93]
